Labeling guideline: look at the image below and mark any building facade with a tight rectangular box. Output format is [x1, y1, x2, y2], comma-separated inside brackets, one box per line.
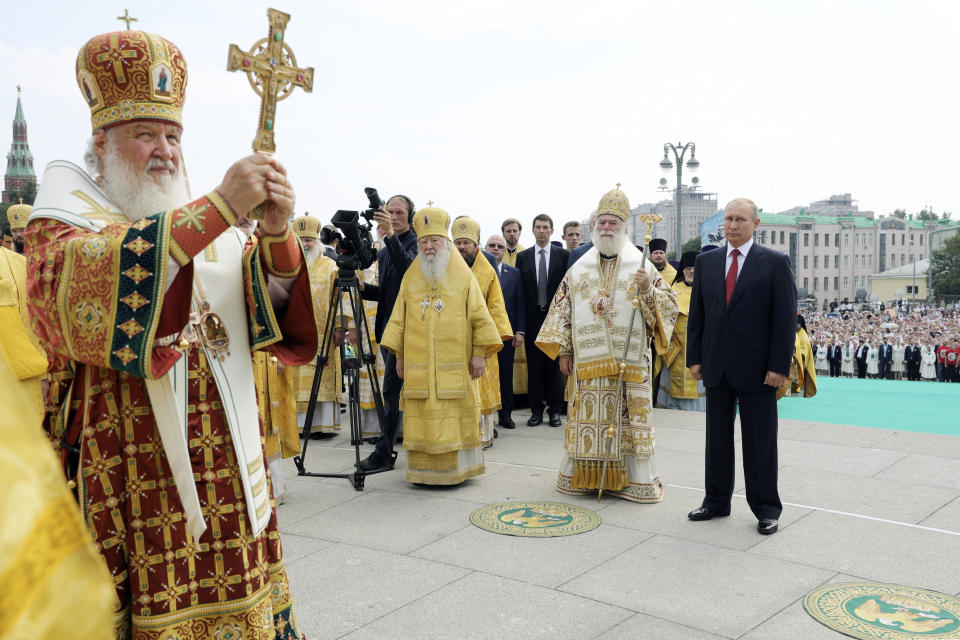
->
[755, 213, 957, 304]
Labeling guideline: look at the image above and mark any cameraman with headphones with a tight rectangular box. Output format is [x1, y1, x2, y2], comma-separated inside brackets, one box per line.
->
[320, 224, 342, 261]
[357, 194, 419, 472]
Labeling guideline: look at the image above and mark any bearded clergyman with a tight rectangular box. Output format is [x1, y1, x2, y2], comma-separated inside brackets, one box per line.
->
[380, 206, 502, 485]
[536, 188, 678, 502]
[452, 216, 513, 448]
[24, 29, 314, 638]
[292, 215, 344, 437]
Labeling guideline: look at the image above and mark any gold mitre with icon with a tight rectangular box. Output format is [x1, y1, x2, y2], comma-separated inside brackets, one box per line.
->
[452, 216, 481, 245]
[6, 199, 32, 230]
[76, 30, 187, 132]
[413, 206, 451, 239]
[293, 215, 322, 239]
[597, 186, 630, 222]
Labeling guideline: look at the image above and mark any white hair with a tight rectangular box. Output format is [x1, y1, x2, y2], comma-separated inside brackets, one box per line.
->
[84, 135, 102, 176]
[418, 238, 452, 283]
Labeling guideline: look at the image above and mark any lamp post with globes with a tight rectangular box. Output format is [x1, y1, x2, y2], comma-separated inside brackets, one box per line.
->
[659, 141, 699, 260]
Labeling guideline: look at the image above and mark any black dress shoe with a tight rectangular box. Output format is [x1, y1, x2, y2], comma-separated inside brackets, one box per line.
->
[687, 506, 730, 521]
[500, 413, 516, 429]
[494, 428, 499, 438]
[548, 412, 562, 427]
[357, 454, 394, 472]
[757, 519, 779, 535]
[527, 412, 543, 426]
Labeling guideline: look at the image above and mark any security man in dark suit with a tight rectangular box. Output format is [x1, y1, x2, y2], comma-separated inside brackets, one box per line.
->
[686, 197, 797, 535]
[358, 194, 418, 471]
[516, 214, 569, 427]
[486, 234, 526, 429]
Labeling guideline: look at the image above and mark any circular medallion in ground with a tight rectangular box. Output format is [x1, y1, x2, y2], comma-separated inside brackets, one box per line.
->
[470, 501, 601, 537]
[803, 582, 960, 639]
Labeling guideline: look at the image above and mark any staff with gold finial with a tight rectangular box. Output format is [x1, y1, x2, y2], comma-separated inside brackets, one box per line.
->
[227, 8, 313, 219]
[597, 208, 662, 501]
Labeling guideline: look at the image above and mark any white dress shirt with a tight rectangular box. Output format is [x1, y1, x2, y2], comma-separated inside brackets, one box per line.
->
[535, 243, 551, 282]
[725, 238, 754, 279]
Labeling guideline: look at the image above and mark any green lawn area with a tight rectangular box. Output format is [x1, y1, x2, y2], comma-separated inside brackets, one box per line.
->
[778, 376, 960, 436]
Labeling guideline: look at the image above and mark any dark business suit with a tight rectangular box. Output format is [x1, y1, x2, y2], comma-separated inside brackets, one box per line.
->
[567, 241, 593, 269]
[855, 344, 869, 378]
[878, 342, 893, 379]
[517, 243, 569, 415]
[360, 229, 418, 461]
[686, 242, 796, 520]
[496, 262, 525, 417]
[827, 343, 842, 377]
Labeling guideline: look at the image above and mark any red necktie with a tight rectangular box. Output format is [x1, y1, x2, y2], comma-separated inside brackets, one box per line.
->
[725, 248, 740, 306]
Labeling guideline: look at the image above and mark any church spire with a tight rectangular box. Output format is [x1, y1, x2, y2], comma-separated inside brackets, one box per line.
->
[3, 85, 37, 204]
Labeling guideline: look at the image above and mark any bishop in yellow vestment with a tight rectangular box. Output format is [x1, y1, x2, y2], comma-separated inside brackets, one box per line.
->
[452, 217, 513, 448]
[381, 207, 503, 485]
[293, 216, 343, 435]
[657, 251, 706, 411]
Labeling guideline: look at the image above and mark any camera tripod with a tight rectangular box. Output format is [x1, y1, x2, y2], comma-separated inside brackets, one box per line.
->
[293, 267, 395, 489]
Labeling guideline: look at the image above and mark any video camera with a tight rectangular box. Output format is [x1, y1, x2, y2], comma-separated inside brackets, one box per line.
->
[331, 187, 381, 273]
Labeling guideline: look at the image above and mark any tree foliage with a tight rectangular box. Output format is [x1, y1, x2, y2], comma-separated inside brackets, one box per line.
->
[930, 233, 960, 297]
[892, 208, 907, 219]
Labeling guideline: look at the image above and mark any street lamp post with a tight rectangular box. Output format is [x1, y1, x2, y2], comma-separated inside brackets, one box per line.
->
[911, 238, 916, 309]
[659, 142, 699, 260]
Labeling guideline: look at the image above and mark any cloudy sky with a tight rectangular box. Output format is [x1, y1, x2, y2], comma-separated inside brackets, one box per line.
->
[2, 0, 957, 246]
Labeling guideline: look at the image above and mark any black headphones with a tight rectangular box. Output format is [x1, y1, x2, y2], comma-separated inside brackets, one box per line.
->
[320, 226, 341, 245]
[388, 194, 416, 223]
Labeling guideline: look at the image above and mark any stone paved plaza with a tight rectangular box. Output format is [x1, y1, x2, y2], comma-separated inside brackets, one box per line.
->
[276, 407, 960, 639]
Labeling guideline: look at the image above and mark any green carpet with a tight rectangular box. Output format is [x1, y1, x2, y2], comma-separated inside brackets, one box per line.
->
[778, 377, 959, 436]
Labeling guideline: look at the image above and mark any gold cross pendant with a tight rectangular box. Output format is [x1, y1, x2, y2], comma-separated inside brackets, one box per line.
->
[420, 294, 431, 320]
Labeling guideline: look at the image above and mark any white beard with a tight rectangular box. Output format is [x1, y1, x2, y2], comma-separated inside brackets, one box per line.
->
[595, 227, 628, 256]
[418, 241, 451, 284]
[100, 142, 190, 221]
[304, 245, 322, 263]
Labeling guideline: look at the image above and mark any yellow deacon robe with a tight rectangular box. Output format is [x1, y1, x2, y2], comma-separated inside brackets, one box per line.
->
[469, 255, 513, 447]
[0, 346, 115, 640]
[0, 247, 47, 419]
[779, 327, 818, 400]
[657, 279, 706, 410]
[295, 254, 343, 433]
[381, 251, 503, 485]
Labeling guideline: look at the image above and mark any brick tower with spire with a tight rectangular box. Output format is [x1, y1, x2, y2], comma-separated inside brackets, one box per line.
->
[3, 86, 37, 204]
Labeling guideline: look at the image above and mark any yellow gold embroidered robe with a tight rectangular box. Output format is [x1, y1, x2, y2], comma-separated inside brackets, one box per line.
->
[503, 245, 528, 394]
[380, 251, 503, 484]
[295, 255, 343, 433]
[658, 280, 705, 409]
[0, 247, 47, 420]
[469, 255, 513, 446]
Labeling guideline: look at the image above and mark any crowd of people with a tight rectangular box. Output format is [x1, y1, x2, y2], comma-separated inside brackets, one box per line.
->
[804, 307, 960, 382]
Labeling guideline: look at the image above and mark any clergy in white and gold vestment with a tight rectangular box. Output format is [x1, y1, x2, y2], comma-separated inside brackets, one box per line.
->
[537, 188, 678, 502]
[452, 216, 513, 448]
[293, 215, 343, 435]
[380, 207, 503, 485]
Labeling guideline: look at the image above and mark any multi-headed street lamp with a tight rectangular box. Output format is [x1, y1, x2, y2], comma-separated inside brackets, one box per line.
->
[659, 142, 699, 258]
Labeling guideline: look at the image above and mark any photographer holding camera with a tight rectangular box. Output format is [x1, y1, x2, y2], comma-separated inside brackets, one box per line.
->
[357, 194, 418, 471]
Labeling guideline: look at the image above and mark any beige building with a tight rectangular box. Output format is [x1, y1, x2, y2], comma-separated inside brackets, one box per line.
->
[754, 214, 956, 305]
[870, 259, 929, 304]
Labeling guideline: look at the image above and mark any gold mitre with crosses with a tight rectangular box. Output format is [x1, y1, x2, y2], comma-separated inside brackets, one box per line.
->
[6, 199, 31, 230]
[293, 215, 322, 239]
[76, 31, 187, 132]
[452, 216, 481, 245]
[597, 186, 630, 222]
[413, 206, 451, 239]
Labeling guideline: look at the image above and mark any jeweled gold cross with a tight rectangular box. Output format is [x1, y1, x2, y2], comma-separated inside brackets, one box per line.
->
[117, 9, 138, 30]
[227, 8, 314, 154]
[420, 294, 431, 320]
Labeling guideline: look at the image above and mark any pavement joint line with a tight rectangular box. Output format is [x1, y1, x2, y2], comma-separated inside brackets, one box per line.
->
[308, 445, 960, 537]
